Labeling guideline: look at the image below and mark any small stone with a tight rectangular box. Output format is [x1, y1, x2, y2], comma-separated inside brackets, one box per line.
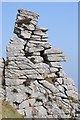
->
[0, 87, 5, 100]
[22, 23, 35, 31]
[42, 35, 48, 39]
[6, 78, 26, 86]
[40, 42, 51, 49]
[26, 74, 44, 80]
[62, 85, 68, 91]
[50, 67, 58, 73]
[46, 54, 66, 62]
[34, 101, 42, 107]
[30, 19, 38, 25]
[48, 73, 57, 78]
[32, 52, 40, 56]
[7, 93, 27, 103]
[36, 67, 50, 76]
[57, 78, 63, 84]
[41, 38, 48, 42]
[19, 100, 29, 109]
[28, 46, 44, 53]
[31, 35, 41, 40]
[20, 30, 31, 39]
[49, 62, 62, 68]
[39, 80, 59, 93]
[66, 90, 78, 100]
[55, 93, 67, 98]
[25, 107, 33, 117]
[35, 106, 47, 116]
[58, 70, 66, 78]
[56, 85, 64, 93]
[33, 29, 46, 36]
[44, 48, 63, 54]
[40, 28, 48, 32]
[14, 27, 21, 35]
[28, 99, 35, 106]
[17, 109, 25, 116]
[33, 63, 49, 69]
[28, 56, 43, 63]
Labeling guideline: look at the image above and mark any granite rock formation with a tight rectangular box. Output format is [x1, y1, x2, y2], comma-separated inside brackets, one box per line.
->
[0, 9, 80, 119]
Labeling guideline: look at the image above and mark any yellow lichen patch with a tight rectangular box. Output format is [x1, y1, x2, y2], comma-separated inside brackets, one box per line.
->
[68, 96, 80, 104]
[45, 76, 57, 84]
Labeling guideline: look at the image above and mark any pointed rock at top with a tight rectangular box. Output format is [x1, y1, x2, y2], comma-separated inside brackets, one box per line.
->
[18, 9, 39, 19]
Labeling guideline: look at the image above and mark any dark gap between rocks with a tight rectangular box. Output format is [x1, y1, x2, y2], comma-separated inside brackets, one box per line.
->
[13, 101, 20, 106]
[11, 89, 18, 93]
[2, 58, 6, 90]
[40, 50, 48, 65]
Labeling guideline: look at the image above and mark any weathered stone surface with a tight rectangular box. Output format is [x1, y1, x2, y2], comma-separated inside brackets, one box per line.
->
[40, 42, 51, 49]
[14, 27, 21, 35]
[28, 99, 35, 106]
[33, 29, 46, 36]
[36, 106, 47, 116]
[22, 23, 35, 31]
[55, 92, 67, 98]
[45, 54, 66, 62]
[0, 87, 5, 100]
[58, 70, 66, 78]
[66, 90, 78, 100]
[31, 35, 41, 41]
[17, 109, 25, 116]
[28, 56, 44, 63]
[39, 80, 59, 93]
[28, 46, 44, 53]
[40, 28, 48, 32]
[47, 73, 57, 78]
[0, 58, 4, 85]
[33, 63, 49, 69]
[37, 68, 50, 76]
[56, 85, 64, 93]
[50, 67, 58, 73]
[19, 100, 29, 109]
[30, 19, 38, 25]
[49, 62, 62, 68]
[18, 9, 39, 18]
[6, 78, 26, 86]
[20, 30, 32, 39]
[26, 74, 44, 80]
[44, 48, 63, 54]
[24, 107, 33, 117]
[57, 78, 63, 84]
[4, 9, 80, 119]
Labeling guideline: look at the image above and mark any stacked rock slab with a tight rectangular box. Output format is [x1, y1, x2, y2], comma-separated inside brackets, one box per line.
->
[5, 9, 80, 118]
[0, 58, 5, 101]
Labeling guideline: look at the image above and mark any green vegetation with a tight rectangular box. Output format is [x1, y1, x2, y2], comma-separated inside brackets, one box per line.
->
[68, 96, 80, 104]
[0, 99, 23, 119]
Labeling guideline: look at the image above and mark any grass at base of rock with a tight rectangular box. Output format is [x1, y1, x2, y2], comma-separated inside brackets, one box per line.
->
[0, 99, 23, 118]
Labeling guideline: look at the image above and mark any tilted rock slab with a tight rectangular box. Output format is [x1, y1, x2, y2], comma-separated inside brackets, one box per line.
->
[3, 9, 80, 118]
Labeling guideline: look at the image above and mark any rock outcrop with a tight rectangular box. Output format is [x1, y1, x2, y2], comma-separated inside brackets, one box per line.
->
[1, 9, 80, 119]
